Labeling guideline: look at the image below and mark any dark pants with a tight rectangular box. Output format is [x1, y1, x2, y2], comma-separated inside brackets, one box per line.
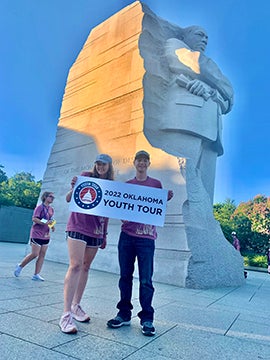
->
[117, 231, 155, 324]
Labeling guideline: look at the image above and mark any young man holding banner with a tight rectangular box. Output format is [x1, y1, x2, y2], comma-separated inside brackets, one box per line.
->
[107, 150, 173, 336]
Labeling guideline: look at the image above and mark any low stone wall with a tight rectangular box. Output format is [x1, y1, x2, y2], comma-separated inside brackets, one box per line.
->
[0, 205, 32, 244]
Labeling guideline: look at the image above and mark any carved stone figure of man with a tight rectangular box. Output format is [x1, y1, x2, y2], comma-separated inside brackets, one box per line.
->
[160, 26, 234, 202]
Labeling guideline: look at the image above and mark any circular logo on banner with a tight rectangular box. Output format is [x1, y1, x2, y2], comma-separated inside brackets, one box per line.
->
[74, 181, 102, 209]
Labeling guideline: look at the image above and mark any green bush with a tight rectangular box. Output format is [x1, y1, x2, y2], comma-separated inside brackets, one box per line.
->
[243, 254, 268, 268]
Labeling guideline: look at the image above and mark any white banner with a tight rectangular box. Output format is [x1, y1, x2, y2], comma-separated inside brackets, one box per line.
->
[69, 176, 168, 226]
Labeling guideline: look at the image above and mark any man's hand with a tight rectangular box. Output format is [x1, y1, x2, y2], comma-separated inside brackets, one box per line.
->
[168, 190, 174, 201]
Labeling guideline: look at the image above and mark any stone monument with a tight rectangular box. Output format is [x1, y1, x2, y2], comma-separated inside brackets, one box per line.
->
[42, 1, 244, 288]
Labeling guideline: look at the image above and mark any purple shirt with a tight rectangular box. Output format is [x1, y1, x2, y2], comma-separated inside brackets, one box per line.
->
[66, 171, 108, 238]
[121, 176, 162, 240]
[30, 203, 54, 240]
[233, 237, 240, 251]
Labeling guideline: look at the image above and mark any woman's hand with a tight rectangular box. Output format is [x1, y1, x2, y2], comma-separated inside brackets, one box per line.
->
[66, 176, 78, 202]
[71, 176, 78, 188]
[33, 217, 48, 225]
[100, 237, 107, 249]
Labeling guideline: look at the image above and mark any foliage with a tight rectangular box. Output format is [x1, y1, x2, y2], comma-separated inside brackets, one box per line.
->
[0, 165, 8, 183]
[0, 166, 42, 209]
[243, 254, 268, 268]
[214, 194, 270, 256]
[213, 199, 236, 241]
[232, 195, 270, 253]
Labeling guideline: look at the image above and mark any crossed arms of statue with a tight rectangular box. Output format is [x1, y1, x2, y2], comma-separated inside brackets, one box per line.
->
[176, 74, 228, 114]
[164, 38, 234, 114]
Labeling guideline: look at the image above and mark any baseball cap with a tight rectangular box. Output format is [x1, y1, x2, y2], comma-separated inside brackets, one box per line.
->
[95, 154, 112, 164]
[135, 150, 150, 160]
[231, 231, 236, 235]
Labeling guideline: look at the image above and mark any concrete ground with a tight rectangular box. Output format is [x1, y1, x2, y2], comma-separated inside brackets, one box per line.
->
[0, 242, 270, 360]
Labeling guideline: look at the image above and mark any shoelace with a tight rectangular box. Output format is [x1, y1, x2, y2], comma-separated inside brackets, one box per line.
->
[63, 313, 74, 327]
[74, 304, 85, 316]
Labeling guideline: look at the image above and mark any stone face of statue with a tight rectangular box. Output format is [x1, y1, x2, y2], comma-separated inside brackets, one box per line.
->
[182, 27, 208, 52]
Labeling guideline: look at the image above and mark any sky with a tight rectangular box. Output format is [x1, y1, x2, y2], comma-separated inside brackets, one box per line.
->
[0, 0, 268, 205]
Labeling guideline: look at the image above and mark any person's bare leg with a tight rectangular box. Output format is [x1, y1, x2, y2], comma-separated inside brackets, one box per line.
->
[20, 243, 40, 268]
[63, 238, 86, 313]
[34, 245, 48, 275]
[73, 247, 98, 305]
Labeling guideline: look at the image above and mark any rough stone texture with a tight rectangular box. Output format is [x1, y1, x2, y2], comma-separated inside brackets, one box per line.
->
[42, 1, 244, 288]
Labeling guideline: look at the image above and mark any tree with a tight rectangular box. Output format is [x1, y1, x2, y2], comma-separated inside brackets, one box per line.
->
[213, 198, 236, 241]
[214, 195, 270, 254]
[232, 195, 270, 253]
[0, 165, 11, 205]
[230, 211, 252, 252]
[249, 195, 270, 236]
[12, 172, 36, 182]
[0, 165, 8, 183]
[0, 167, 42, 209]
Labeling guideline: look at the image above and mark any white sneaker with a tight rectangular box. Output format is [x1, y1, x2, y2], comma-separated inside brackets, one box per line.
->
[71, 303, 90, 322]
[14, 264, 22, 277]
[32, 274, 45, 281]
[59, 312, 78, 334]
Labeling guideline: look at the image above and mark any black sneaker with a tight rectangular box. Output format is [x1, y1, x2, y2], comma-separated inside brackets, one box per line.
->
[141, 321, 156, 336]
[107, 316, 131, 328]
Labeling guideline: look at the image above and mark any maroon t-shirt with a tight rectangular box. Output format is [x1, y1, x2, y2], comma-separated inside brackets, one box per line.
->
[30, 203, 54, 240]
[121, 176, 162, 240]
[66, 171, 108, 238]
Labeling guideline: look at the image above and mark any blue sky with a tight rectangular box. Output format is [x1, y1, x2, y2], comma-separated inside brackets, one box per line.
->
[0, 0, 268, 205]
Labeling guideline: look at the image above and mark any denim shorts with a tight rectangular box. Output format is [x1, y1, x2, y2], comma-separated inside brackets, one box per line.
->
[66, 231, 103, 248]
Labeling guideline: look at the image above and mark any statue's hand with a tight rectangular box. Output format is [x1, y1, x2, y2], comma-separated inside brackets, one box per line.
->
[186, 79, 229, 113]
[186, 79, 208, 97]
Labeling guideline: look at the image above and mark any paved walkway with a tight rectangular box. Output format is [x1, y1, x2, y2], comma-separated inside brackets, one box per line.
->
[0, 242, 270, 360]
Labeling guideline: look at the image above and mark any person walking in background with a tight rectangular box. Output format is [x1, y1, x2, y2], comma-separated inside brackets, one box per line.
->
[14, 191, 55, 281]
[231, 231, 247, 278]
[266, 247, 270, 274]
[232, 231, 240, 251]
[107, 150, 173, 336]
[59, 154, 114, 334]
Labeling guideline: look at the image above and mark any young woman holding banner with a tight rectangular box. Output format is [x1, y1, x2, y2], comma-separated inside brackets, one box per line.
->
[59, 154, 114, 334]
